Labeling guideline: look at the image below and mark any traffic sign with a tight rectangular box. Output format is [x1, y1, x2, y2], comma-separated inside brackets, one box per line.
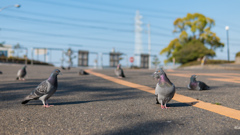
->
[130, 57, 134, 63]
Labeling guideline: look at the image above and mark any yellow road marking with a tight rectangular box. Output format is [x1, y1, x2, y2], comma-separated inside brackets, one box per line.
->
[86, 69, 240, 121]
[168, 73, 240, 84]
[208, 78, 240, 83]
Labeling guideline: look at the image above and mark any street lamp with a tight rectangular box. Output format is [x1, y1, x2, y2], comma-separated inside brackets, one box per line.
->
[0, 4, 21, 12]
[225, 26, 230, 61]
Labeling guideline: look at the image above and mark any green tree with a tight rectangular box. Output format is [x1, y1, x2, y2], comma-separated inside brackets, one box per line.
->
[0, 42, 4, 47]
[152, 55, 161, 69]
[65, 48, 76, 67]
[173, 40, 215, 64]
[160, 13, 224, 64]
[14, 43, 21, 58]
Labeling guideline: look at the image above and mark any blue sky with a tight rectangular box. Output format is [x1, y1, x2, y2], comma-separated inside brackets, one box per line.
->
[0, 0, 239, 67]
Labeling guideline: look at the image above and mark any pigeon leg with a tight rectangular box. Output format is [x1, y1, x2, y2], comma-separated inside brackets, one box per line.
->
[41, 100, 52, 108]
[44, 101, 54, 108]
[156, 97, 160, 104]
[42, 100, 46, 107]
[164, 104, 169, 109]
[160, 101, 165, 109]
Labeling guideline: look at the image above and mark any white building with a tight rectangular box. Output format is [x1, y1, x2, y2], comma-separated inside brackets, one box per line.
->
[0, 45, 13, 57]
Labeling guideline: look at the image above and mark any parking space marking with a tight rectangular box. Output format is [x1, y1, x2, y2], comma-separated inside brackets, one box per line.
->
[86, 69, 240, 121]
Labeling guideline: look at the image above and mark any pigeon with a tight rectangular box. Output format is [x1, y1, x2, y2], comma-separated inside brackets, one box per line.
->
[187, 75, 210, 91]
[79, 69, 89, 75]
[16, 65, 27, 80]
[0, 71, 2, 74]
[61, 66, 66, 70]
[154, 68, 175, 109]
[114, 64, 125, 78]
[21, 69, 61, 108]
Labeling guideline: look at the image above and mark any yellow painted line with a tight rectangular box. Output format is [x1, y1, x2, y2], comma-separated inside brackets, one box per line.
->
[86, 69, 240, 121]
[208, 78, 240, 83]
[169, 73, 240, 84]
[166, 69, 175, 72]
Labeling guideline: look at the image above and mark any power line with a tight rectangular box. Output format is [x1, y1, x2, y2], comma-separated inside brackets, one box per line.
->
[0, 29, 168, 47]
[7, 9, 134, 26]
[24, 0, 178, 20]
[70, 0, 185, 16]
[0, 14, 134, 33]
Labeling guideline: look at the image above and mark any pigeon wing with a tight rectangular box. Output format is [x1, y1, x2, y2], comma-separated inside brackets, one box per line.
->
[29, 80, 50, 99]
[115, 69, 121, 77]
[21, 69, 26, 78]
[120, 69, 125, 77]
[17, 69, 21, 77]
[198, 81, 210, 90]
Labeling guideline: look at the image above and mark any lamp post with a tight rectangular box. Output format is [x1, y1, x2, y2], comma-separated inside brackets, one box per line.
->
[0, 4, 21, 12]
[225, 26, 230, 61]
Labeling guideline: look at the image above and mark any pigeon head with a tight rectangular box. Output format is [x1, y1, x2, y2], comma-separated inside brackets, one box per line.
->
[154, 68, 172, 85]
[153, 69, 160, 80]
[190, 75, 197, 82]
[52, 69, 62, 75]
[48, 69, 61, 85]
[22, 65, 27, 69]
[117, 64, 121, 69]
[153, 68, 166, 80]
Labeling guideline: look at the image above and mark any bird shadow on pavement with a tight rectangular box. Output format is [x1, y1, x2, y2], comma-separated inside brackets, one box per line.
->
[167, 101, 198, 107]
[167, 103, 191, 107]
[24, 100, 91, 106]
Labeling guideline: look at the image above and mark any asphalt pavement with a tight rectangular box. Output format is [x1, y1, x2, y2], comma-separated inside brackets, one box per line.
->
[0, 64, 240, 135]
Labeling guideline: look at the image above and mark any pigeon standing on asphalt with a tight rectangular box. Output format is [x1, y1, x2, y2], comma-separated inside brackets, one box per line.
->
[154, 68, 175, 109]
[79, 69, 89, 75]
[0, 71, 2, 74]
[114, 64, 125, 78]
[61, 66, 66, 70]
[187, 75, 210, 91]
[16, 65, 27, 80]
[21, 69, 61, 108]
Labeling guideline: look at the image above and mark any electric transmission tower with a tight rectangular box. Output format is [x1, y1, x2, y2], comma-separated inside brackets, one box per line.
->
[134, 10, 143, 67]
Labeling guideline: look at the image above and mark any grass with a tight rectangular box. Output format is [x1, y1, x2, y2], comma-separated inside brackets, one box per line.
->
[180, 59, 234, 68]
[0, 56, 53, 66]
[212, 102, 222, 105]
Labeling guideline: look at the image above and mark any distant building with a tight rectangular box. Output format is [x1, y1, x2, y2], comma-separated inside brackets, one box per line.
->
[0, 45, 13, 57]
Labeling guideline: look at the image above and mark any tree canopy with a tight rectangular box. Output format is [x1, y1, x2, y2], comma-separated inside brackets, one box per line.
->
[160, 13, 224, 64]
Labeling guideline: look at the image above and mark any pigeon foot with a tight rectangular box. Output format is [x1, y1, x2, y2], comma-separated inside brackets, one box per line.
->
[43, 105, 54, 108]
[161, 105, 169, 109]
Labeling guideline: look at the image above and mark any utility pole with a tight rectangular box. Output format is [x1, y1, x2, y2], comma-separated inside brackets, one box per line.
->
[134, 10, 143, 67]
[147, 24, 151, 69]
[225, 26, 230, 61]
[31, 48, 33, 66]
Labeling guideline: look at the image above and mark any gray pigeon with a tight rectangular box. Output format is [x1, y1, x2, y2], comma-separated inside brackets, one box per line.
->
[21, 69, 61, 107]
[154, 68, 175, 109]
[187, 75, 210, 91]
[114, 64, 125, 78]
[16, 65, 27, 80]
[79, 69, 89, 75]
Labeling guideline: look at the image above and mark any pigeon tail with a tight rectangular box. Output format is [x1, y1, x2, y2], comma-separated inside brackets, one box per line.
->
[21, 99, 30, 104]
[205, 85, 210, 90]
